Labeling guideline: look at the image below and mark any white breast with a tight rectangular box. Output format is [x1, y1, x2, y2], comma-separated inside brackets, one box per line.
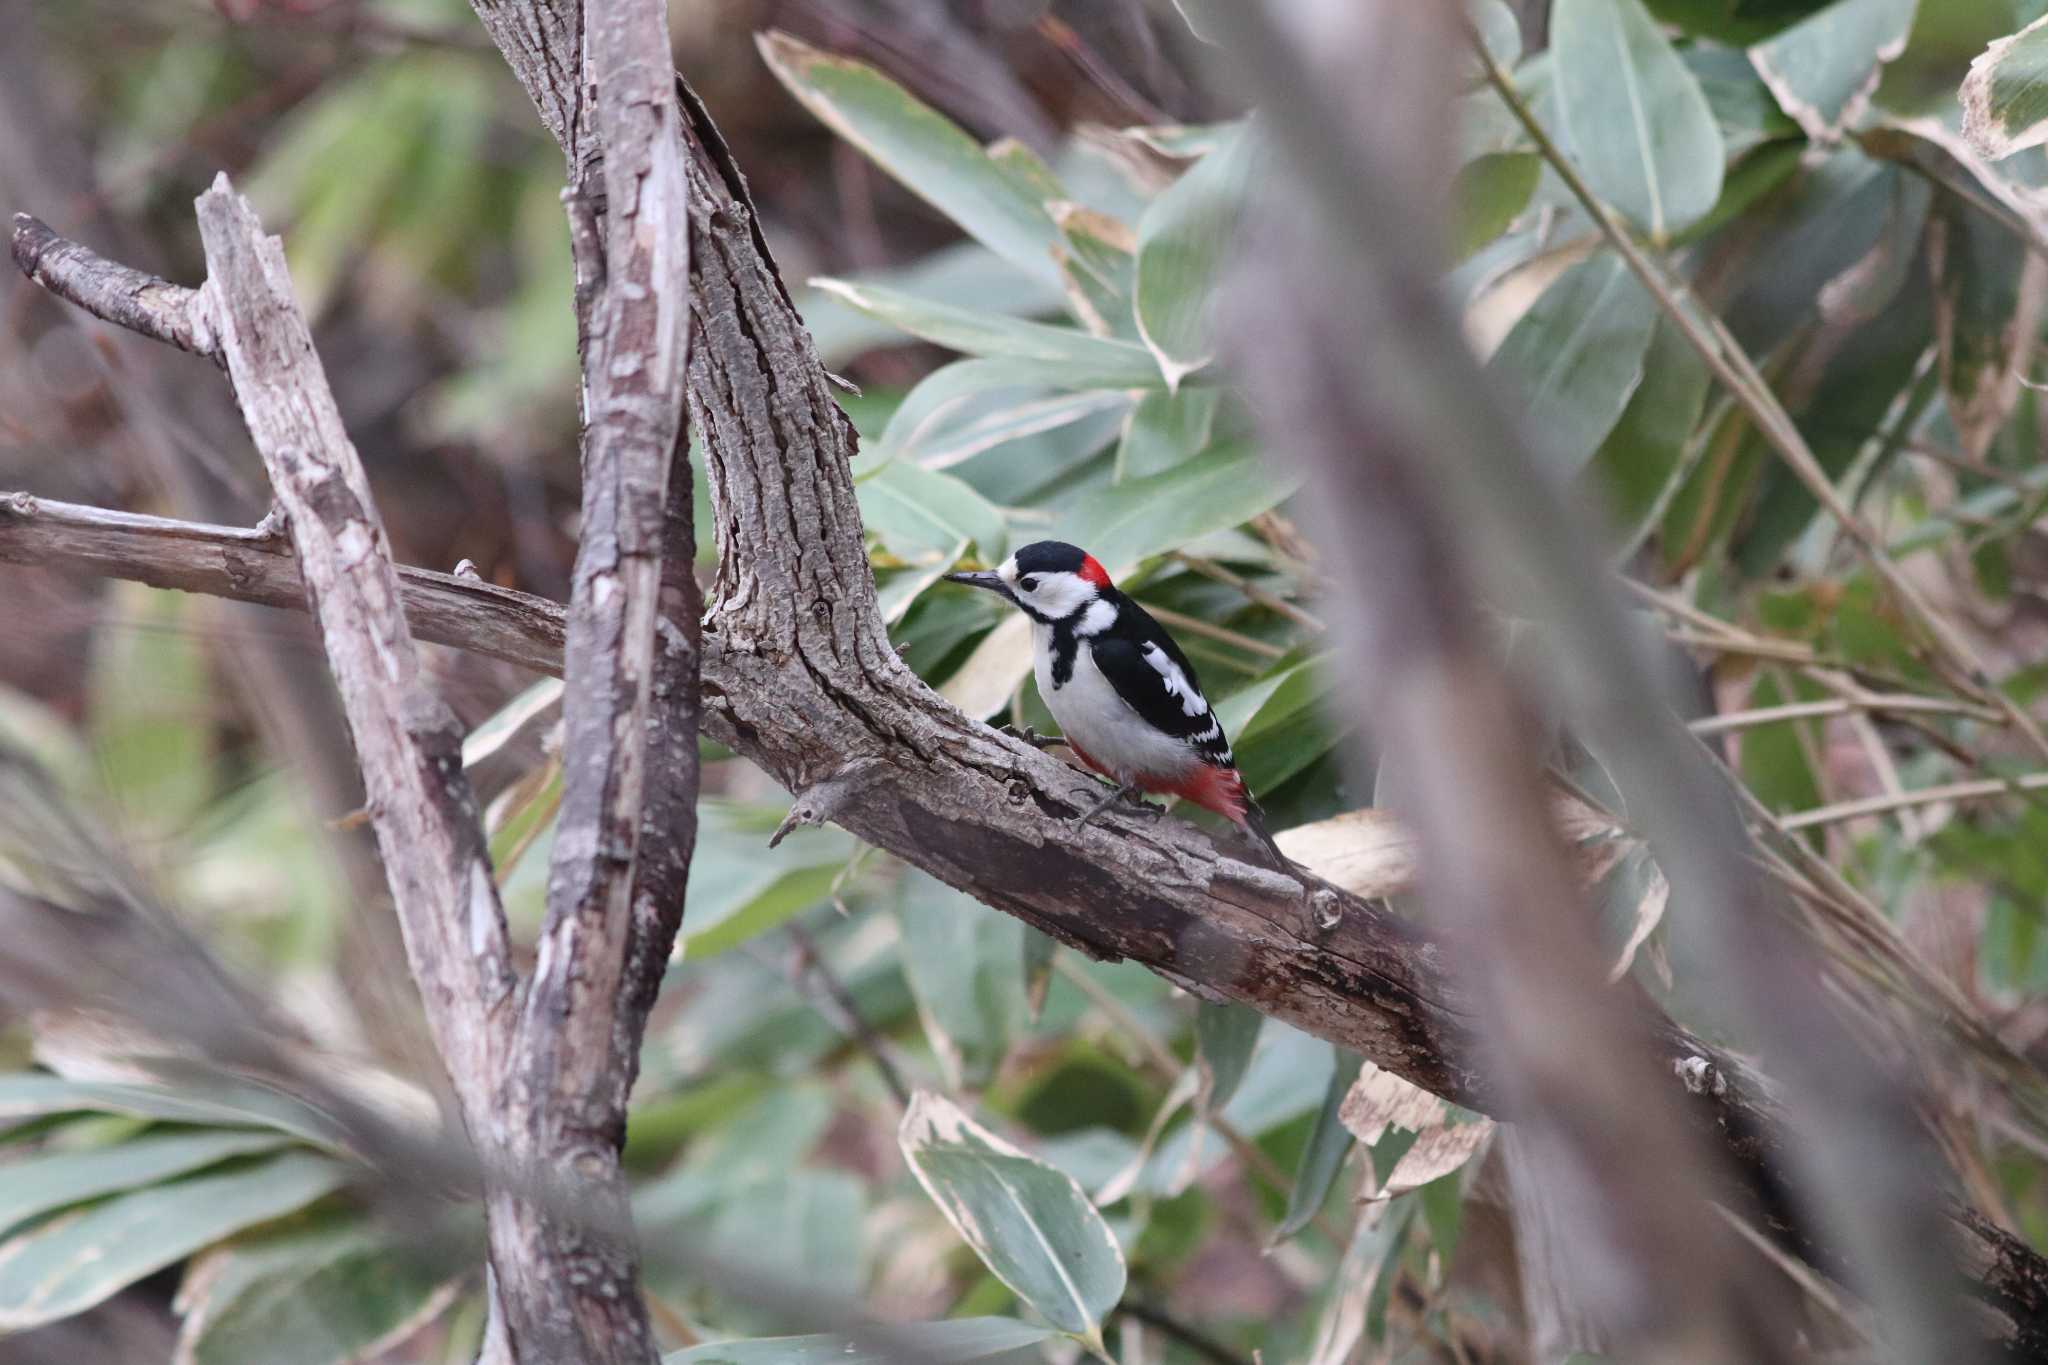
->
[1035, 624, 1200, 785]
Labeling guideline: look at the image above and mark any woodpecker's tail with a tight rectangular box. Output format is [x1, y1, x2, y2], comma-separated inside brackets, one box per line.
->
[1239, 795, 1294, 872]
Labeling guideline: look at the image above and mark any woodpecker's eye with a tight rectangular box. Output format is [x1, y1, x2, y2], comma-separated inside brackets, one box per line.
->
[1019, 575, 1040, 593]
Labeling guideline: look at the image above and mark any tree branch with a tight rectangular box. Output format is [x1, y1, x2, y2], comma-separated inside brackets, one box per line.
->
[186, 174, 519, 1146]
[10, 213, 218, 361]
[483, 1, 698, 1358]
[0, 493, 565, 674]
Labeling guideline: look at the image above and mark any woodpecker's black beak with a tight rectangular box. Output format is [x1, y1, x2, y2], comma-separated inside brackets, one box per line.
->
[944, 570, 1016, 605]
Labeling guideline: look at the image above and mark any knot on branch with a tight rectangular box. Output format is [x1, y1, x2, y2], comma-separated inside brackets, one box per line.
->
[1675, 1053, 1727, 1098]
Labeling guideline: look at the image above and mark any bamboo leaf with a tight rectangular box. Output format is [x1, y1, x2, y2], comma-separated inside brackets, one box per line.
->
[1553, 0, 1726, 242]
[757, 32, 1064, 284]
[899, 1092, 1126, 1345]
[812, 279, 1163, 389]
[1134, 124, 1257, 390]
[176, 1227, 458, 1365]
[1453, 153, 1540, 260]
[1066, 441, 1299, 579]
[1748, 0, 1919, 140]
[1487, 253, 1660, 476]
[0, 1129, 290, 1239]
[1270, 1049, 1362, 1248]
[1965, 15, 2048, 160]
[666, 1317, 1057, 1364]
[0, 1150, 346, 1330]
[895, 869, 1028, 1090]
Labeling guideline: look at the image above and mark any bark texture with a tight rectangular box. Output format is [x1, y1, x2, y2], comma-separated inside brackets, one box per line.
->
[188, 179, 520, 1133]
[485, 0, 698, 1354]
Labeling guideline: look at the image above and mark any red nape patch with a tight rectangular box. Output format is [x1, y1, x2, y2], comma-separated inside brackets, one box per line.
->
[1144, 764, 1249, 825]
[1078, 555, 1112, 589]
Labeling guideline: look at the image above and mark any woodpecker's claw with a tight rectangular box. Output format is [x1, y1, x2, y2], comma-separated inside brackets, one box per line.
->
[1000, 723, 1063, 750]
[1071, 781, 1161, 830]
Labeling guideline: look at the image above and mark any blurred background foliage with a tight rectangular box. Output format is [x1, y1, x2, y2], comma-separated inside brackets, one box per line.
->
[11, 0, 2048, 1361]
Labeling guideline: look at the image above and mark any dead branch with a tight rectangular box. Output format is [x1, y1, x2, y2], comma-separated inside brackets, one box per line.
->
[484, 0, 698, 1355]
[0, 493, 565, 672]
[10, 213, 217, 361]
[187, 176, 519, 1138]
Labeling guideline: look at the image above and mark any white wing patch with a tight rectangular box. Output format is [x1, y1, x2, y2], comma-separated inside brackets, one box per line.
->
[1140, 641, 1207, 718]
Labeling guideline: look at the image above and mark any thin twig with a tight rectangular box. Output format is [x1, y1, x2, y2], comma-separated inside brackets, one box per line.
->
[1051, 955, 1346, 1248]
[1143, 602, 1288, 659]
[1117, 1300, 1254, 1365]
[1779, 772, 2048, 833]
[1170, 551, 1327, 632]
[1689, 695, 1999, 737]
[785, 922, 914, 1109]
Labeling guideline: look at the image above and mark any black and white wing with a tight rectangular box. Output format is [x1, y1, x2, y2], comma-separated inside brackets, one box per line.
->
[1088, 607, 1236, 768]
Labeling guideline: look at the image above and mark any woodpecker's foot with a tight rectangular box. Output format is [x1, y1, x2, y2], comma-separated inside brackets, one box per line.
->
[1000, 723, 1063, 750]
[1072, 782, 1161, 830]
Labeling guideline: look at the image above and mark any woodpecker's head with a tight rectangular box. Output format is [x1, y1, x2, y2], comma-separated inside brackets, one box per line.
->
[946, 540, 1114, 624]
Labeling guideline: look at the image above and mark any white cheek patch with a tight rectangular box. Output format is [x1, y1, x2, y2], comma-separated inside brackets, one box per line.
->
[1031, 572, 1094, 620]
[1140, 642, 1207, 717]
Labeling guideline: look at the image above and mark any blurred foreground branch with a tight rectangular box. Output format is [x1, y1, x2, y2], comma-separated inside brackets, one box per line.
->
[1202, 1, 1991, 1359]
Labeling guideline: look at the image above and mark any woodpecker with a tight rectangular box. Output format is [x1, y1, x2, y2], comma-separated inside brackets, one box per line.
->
[946, 541, 1289, 867]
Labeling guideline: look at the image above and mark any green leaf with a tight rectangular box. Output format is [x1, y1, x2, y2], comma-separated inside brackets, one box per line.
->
[1749, 0, 1920, 140]
[1966, 14, 2048, 159]
[1721, 148, 1900, 352]
[1216, 655, 1339, 796]
[1682, 43, 1801, 157]
[813, 279, 1163, 389]
[704, 1171, 867, 1306]
[1271, 1049, 1362, 1248]
[1739, 673, 1823, 816]
[1193, 1003, 1262, 1114]
[1645, 0, 1838, 45]
[1114, 388, 1219, 482]
[899, 1092, 1127, 1345]
[0, 1129, 291, 1238]
[1734, 271, 1933, 574]
[1553, 0, 1726, 242]
[176, 1227, 457, 1365]
[1021, 927, 1058, 1024]
[88, 583, 215, 831]
[637, 1085, 837, 1225]
[884, 383, 1130, 476]
[1134, 124, 1257, 389]
[1067, 441, 1299, 577]
[860, 458, 1009, 566]
[1589, 313, 1712, 531]
[1487, 253, 1660, 476]
[1468, 0, 1524, 75]
[0, 1150, 346, 1330]
[666, 1317, 1056, 1364]
[756, 32, 1063, 284]
[1453, 153, 1540, 260]
[1052, 203, 1138, 338]
[895, 868, 1028, 1090]
[0, 1074, 338, 1146]
[1931, 188, 2045, 458]
[678, 803, 855, 960]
